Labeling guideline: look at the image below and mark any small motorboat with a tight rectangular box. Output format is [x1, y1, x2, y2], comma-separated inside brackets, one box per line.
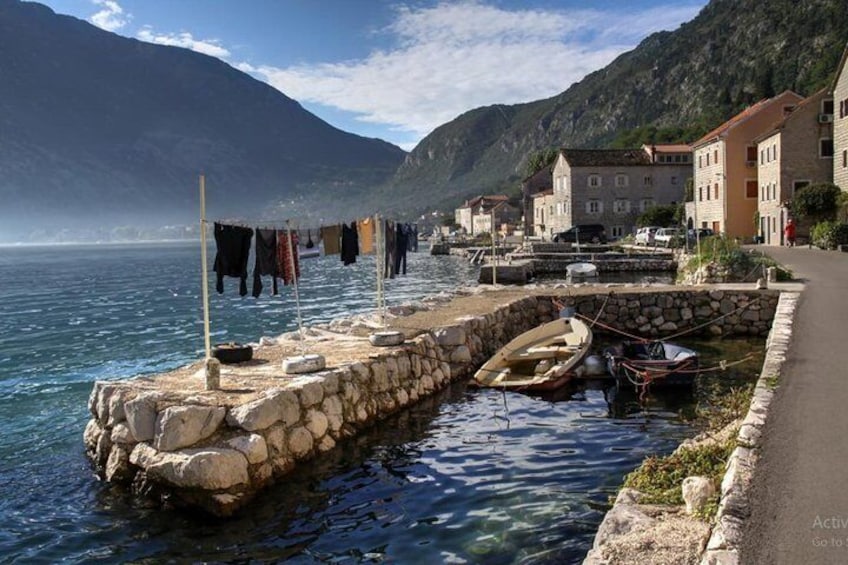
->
[604, 341, 699, 390]
[566, 262, 598, 281]
[472, 316, 593, 393]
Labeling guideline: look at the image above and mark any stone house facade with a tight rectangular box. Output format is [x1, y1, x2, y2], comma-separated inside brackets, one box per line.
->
[470, 199, 520, 235]
[755, 89, 833, 245]
[691, 91, 804, 239]
[454, 195, 509, 235]
[550, 144, 692, 239]
[521, 165, 553, 236]
[832, 43, 848, 191]
[532, 189, 556, 239]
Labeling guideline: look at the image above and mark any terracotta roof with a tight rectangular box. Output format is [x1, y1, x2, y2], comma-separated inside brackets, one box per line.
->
[458, 194, 509, 209]
[651, 144, 692, 153]
[532, 189, 554, 198]
[693, 91, 804, 148]
[560, 148, 652, 167]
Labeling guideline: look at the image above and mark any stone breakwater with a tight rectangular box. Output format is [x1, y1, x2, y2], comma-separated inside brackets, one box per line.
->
[83, 288, 780, 516]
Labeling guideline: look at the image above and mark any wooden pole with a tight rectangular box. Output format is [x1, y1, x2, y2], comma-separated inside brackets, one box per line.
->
[199, 174, 211, 360]
[285, 220, 306, 355]
[375, 213, 385, 326]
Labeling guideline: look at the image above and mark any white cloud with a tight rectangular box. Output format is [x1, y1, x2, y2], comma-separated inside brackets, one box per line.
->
[136, 26, 231, 59]
[89, 0, 129, 32]
[252, 1, 705, 146]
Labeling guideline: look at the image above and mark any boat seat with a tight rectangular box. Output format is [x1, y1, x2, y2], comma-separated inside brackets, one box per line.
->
[523, 345, 580, 357]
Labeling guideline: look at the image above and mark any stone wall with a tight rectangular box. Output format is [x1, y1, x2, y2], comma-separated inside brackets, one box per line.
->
[83, 289, 780, 516]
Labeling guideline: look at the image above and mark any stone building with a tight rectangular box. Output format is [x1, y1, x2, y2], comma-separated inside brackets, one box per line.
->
[521, 165, 553, 236]
[832, 42, 848, 191]
[531, 189, 555, 240]
[453, 195, 509, 235]
[690, 91, 804, 239]
[754, 88, 833, 245]
[549, 144, 692, 239]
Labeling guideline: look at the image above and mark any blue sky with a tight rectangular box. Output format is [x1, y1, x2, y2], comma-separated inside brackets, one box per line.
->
[39, 0, 708, 150]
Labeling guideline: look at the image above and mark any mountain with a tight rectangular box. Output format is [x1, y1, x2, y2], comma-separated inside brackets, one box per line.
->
[387, 0, 848, 214]
[0, 0, 405, 240]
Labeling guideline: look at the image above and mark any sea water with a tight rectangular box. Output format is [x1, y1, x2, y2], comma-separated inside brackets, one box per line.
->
[0, 242, 761, 563]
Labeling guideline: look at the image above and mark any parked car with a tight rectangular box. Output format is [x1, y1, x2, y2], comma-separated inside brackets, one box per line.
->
[634, 226, 660, 246]
[553, 224, 607, 244]
[655, 227, 684, 247]
[687, 227, 715, 240]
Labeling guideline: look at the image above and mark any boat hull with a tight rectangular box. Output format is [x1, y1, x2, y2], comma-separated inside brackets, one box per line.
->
[473, 317, 592, 392]
[604, 341, 698, 389]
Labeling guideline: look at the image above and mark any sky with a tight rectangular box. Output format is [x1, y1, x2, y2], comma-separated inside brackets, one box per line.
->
[39, 0, 708, 151]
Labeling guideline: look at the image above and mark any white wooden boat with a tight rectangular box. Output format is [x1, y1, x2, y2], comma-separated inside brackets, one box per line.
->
[472, 316, 592, 392]
[566, 262, 598, 281]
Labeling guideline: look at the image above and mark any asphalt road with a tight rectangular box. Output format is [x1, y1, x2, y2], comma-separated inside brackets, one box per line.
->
[741, 246, 848, 564]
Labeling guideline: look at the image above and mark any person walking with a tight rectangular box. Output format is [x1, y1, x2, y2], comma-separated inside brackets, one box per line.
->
[784, 218, 796, 247]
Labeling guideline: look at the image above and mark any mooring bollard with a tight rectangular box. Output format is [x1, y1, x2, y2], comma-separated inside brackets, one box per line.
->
[205, 357, 221, 390]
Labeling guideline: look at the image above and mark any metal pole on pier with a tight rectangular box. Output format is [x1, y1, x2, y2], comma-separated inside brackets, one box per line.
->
[285, 220, 306, 355]
[491, 209, 497, 286]
[199, 174, 219, 390]
[199, 175, 211, 360]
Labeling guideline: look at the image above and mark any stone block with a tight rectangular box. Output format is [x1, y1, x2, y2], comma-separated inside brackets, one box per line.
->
[125, 393, 160, 442]
[682, 476, 716, 515]
[130, 444, 249, 490]
[287, 426, 314, 458]
[226, 433, 269, 464]
[154, 405, 225, 452]
[434, 326, 465, 346]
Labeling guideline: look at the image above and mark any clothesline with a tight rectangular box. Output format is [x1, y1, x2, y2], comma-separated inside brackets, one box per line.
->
[198, 175, 419, 378]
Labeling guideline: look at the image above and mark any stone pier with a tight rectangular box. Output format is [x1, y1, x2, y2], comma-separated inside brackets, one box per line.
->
[83, 286, 780, 516]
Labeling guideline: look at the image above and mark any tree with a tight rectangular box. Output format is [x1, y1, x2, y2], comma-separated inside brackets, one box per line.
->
[790, 183, 842, 224]
[636, 204, 678, 228]
[524, 148, 558, 177]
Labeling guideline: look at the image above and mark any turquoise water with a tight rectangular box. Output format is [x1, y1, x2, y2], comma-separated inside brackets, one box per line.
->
[0, 242, 759, 563]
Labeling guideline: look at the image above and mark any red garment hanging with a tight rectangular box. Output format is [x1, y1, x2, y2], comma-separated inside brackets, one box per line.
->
[276, 230, 300, 285]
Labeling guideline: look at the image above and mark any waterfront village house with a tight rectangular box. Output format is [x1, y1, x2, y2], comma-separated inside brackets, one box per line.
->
[754, 88, 833, 245]
[471, 199, 520, 236]
[532, 189, 556, 239]
[521, 165, 553, 236]
[690, 91, 805, 239]
[549, 144, 693, 239]
[831, 42, 848, 191]
[454, 195, 508, 234]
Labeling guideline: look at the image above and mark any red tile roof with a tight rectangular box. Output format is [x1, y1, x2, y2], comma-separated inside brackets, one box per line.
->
[693, 91, 803, 148]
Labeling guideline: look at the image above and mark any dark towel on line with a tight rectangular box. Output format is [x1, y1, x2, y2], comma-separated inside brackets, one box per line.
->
[213, 223, 253, 296]
[252, 228, 278, 297]
[341, 222, 359, 265]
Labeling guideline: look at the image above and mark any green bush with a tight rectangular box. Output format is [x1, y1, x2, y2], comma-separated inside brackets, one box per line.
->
[811, 221, 848, 250]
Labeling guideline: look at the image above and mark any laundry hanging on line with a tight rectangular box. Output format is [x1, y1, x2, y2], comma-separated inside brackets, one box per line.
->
[252, 228, 278, 298]
[213, 222, 254, 296]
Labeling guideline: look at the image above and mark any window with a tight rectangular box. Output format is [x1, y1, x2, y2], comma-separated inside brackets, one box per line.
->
[586, 200, 603, 214]
[714, 183, 719, 200]
[760, 184, 765, 201]
[760, 149, 765, 165]
[675, 155, 683, 163]
[549, 205, 554, 215]
[613, 199, 630, 214]
[671, 176, 678, 185]
[615, 174, 628, 187]
[745, 180, 757, 199]
[643, 175, 652, 186]
[820, 138, 834, 158]
[698, 187, 703, 201]
[588, 174, 601, 187]
[714, 149, 719, 164]
[843, 150, 847, 168]
[706, 186, 710, 200]
[556, 202, 563, 215]
[640, 198, 655, 212]
[823, 99, 834, 115]
[747, 146, 757, 163]
[773, 143, 778, 161]
[706, 153, 710, 166]
[793, 180, 810, 193]
[698, 155, 703, 168]
[612, 226, 625, 238]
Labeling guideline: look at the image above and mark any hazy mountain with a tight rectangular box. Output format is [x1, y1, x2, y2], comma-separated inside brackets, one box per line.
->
[387, 0, 848, 214]
[0, 0, 405, 241]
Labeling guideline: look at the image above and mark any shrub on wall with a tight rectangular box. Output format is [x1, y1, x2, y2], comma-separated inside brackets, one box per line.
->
[811, 221, 848, 250]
